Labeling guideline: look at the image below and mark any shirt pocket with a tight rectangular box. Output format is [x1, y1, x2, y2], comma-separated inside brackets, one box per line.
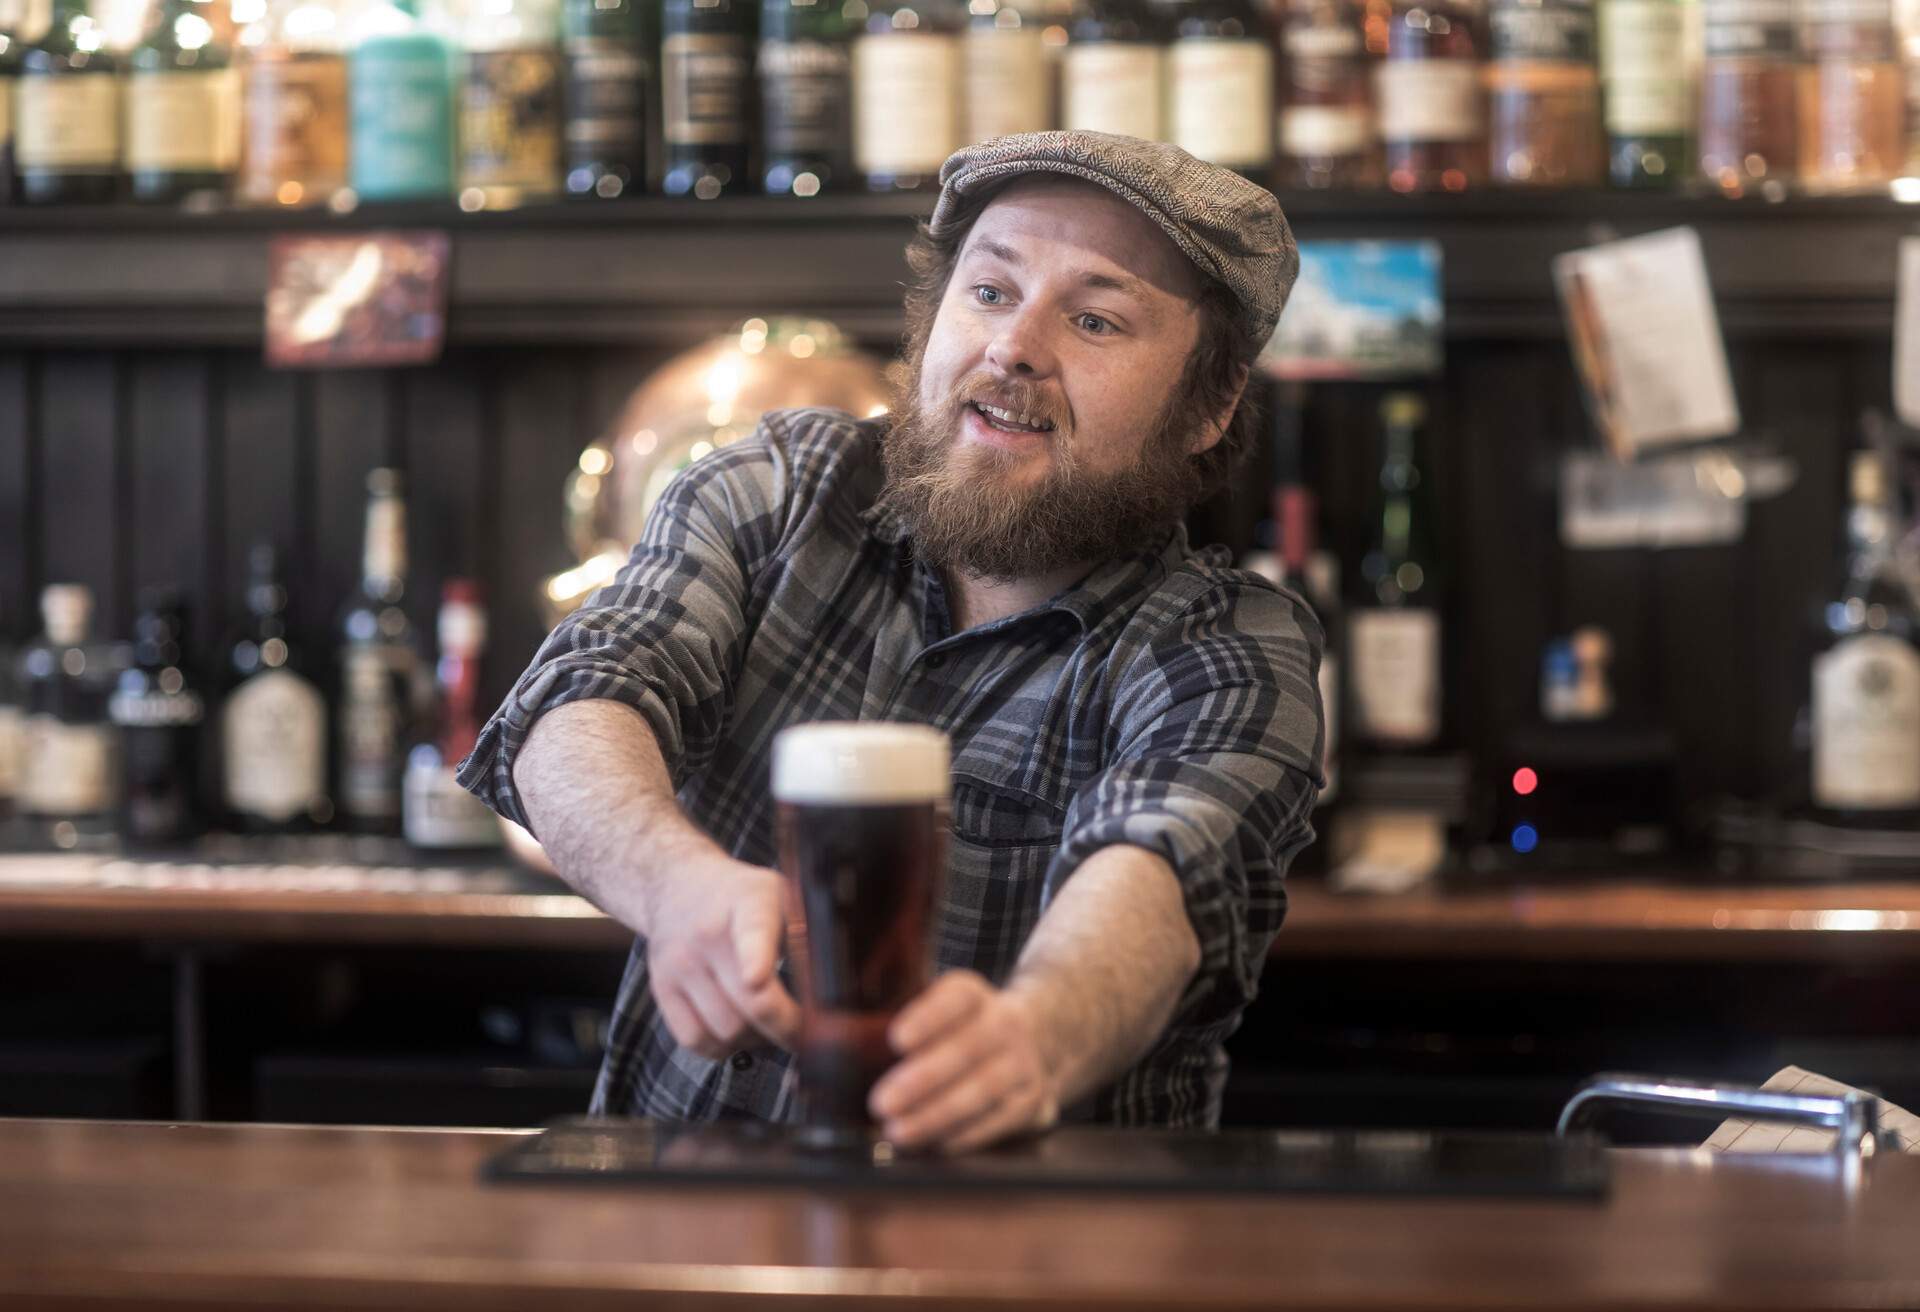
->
[937, 771, 1068, 984]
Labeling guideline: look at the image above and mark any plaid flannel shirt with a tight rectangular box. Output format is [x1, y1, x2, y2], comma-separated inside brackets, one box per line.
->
[458, 407, 1324, 1127]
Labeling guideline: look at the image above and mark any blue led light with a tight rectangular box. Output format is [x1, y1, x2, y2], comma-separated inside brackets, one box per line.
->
[1511, 824, 1539, 854]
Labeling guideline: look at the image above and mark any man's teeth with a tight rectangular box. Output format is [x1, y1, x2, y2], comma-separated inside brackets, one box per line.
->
[976, 403, 1053, 432]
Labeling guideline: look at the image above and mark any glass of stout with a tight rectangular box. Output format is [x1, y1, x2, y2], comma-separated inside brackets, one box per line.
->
[772, 722, 950, 1145]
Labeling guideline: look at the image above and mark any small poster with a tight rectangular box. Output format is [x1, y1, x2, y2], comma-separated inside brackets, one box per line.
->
[265, 231, 450, 369]
[1259, 241, 1443, 381]
[1896, 238, 1920, 430]
[1553, 226, 1741, 459]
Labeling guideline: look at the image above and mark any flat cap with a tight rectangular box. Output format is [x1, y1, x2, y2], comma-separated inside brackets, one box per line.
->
[929, 130, 1299, 344]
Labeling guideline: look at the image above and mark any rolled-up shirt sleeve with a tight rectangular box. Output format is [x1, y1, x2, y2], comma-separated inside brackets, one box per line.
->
[456, 426, 792, 830]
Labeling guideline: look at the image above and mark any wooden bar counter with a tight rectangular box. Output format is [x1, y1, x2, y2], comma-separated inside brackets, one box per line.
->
[1, 1118, 1917, 1311]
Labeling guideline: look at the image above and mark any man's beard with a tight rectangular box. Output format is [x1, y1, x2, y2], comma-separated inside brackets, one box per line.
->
[876, 358, 1205, 584]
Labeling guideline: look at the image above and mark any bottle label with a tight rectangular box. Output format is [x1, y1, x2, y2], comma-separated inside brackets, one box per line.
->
[1701, 0, 1796, 58]
[1286, 20, 1364, 59]
[127, 69, 235, 172]
[662, 31, 751, 146]
[1349, 608, 1441, 745]
[16, 74, 121, 169]
[1282, 104, 1374, 155]
[20, 716, 116, 816]
[340, 645, 409, 819]
[759, 38, 850, 155]
[566, 37, 651, 159]
[241, 54, 349, 201]
[964, 26, 1049, 143]
[460, 48, 563, 190]
[109, 687, 206, 728]
[1491, 0, 1598, 62]
[1813, 634, 1920, 810]
[350, 38, 454, 196]
[0, 705, 22, 801]
[1376, 58, 1483, 141]
[224, 669, 326, 823]
[1169, 38, 1274, 167]
[1063, 42, 1163, 140]
[404, 759, 504, 849]
[1600, 0, 1688, 133]
[853, 32, 960, 173]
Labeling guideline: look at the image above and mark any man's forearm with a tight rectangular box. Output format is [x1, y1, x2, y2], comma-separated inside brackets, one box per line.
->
[512, 699, 726, 937]
[1002, 845, 1203, 1111]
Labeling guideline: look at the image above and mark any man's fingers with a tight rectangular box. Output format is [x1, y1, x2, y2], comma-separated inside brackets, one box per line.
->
[888, 971, 988, 1054]
[883, 1049, 1022, 1149]
[712, 948, 803, 1050]
[729, 893, 784, 991]
[677, 966, 742, 1056]
[869, 1016, 997, 1121]
[655, 986, 719, 1058]
[941, 1090, 1048, 1155]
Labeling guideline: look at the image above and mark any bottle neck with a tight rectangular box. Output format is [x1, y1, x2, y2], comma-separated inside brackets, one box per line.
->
[437, 648, 483, 759]
[363, 496, 407, 597]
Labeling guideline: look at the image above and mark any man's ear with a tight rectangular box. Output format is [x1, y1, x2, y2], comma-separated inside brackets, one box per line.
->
[1189, 365, 1250, 456]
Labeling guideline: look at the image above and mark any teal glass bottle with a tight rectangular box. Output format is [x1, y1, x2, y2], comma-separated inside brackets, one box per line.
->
[350, 0, 456, 200]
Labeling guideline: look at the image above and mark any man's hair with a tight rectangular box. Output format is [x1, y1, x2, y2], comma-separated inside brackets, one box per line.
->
[898, 199, 1266, 504]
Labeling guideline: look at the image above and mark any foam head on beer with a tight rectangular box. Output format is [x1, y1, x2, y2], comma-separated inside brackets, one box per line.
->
[771, 722, 951, 806]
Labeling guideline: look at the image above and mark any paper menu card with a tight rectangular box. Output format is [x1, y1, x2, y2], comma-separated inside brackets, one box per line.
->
[1704, 1065, 1920, 1154]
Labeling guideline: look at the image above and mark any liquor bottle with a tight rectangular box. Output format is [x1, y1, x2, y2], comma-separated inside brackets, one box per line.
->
[238, 0, 350, 206]
[854, 0, 960, 191]
[1349, 394, 1443, 751]
[661, 0, 753, 197]
[126, 0, 238, 204]
[1277, 484, 1341, 802]
[110, 591, 205, 848]
[1797, 0, 1905, 192]
[564, 0, 652, 198]
[458, 0, 564, 206]
[349, 0, 456, 202]
[1697, 0, 1797, 194]
[337, 468, 420, 833]
[1487, 0, 1603, 185]
[1810, 451, 1920, 824]
[1061, 0, 1163, 140]
[403, 581, 504, 850]
[222, 545, 329, 833]
[1279, 0, 1378, 189]
[16, 0, 123, 203]
[0, 6, 23, 204]
[964, 0, 1048, 145]
[760, 0, 853, 194]
[1376, 0, 1486, 191]
[1160, 0, 1275, 177]
[18, 585, 122, 846]
[1598, 0, 1689, 186]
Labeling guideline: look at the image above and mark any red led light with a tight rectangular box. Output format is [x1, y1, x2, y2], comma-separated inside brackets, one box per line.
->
[1512, 767, 1539, 796]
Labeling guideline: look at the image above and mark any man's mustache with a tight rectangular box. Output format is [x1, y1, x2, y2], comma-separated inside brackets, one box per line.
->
[946, 372, 1071, 437]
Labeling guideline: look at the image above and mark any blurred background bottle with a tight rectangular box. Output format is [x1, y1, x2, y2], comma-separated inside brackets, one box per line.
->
[222, 545, 329, 834]
[1598, 0, 1689, 186]
[1697, 0, 1798, 194]
[1377, 0, 1486, 191]
[853, 0, 959, 191]
[349, 0, 456, 202]
[238, 0, 349, 207]
[564, 0, 652, 198]
[0, 0, 19, 204]
[1061, 0, 1163, 140]
[17, 0, 123, 203]
[110, 591, 205, 848]
[1487, 0, 1603, 186]
[125, 0, 237, 203]
[457, 0, 564, 206]
[759, 0, 852, 194]
[1796, 0, 1905, 192]
[337, 468, 420, 835]
[1279, 0, 1379, 189]
[1277, 484, 1342, 802]
[1160, 0, 1275, 178]
[403, 581, 505, 851]
[661, 0, 753, 196]
[19, 585, 121, 847]
[964, 0, 1048, 144]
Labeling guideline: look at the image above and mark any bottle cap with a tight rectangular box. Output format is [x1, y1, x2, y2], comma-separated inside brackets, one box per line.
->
[41, 584, 93, 646]
[438, 597, 488, 656]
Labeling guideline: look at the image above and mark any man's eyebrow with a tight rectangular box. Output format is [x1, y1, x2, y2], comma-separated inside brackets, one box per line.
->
[966, 239, 1158, 306]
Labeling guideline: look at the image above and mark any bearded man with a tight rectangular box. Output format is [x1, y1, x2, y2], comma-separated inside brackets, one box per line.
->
[459, 132, 1326, 1152]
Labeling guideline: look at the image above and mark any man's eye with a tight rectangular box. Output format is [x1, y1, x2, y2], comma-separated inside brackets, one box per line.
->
[1079, 314, 1114, 335]
[974, 286, 1003, 305]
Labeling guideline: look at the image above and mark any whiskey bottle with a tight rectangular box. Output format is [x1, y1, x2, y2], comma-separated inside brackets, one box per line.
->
[336, 469, 420, 833]
[564, 0, 651, 198]
[110, 591, 206, 848]
[403, 581, 504, 850]
[239, 0, 350, 207]
[1487, 0, 1603, 186]
[1160, 0, 1276, 178]
[126, 0, 237, 204]
[1376, 0, 1486, 191]
[1796, 0, 1905, 192]
[19, 585, 122, 847]
[349, 0, 456, 202]
[854, 0, 960, 191]
[1279, 0, 1378, 189]
[760, 0, 852, 194]
[662, 0, 753, 197]
[458, 0, 565, 206]
[1698, 0, 1798, 194]
[1598, 0, 1689, 186]
[1277, 484, 1341, 801]
[17, 0, 123, 203]
[222, 545, 329, 833]
[1349, 394, 1444, 751]
[1810, 451, 1920, 824]
[964, 0, 1049, 144]
[1061, 0, 1163, 140]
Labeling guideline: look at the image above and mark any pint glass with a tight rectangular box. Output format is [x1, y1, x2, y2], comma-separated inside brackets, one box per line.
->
[771, 722, 950, 1139]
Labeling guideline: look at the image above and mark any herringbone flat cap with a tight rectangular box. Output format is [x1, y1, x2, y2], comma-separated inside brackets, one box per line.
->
[929, 130, 1299, 343]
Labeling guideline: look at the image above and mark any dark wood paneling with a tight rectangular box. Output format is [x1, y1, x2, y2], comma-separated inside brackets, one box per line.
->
[37, 353, 125, 633]
[403, 359, 489, 647]
[218, 355, 304, 647]
[0, 354, 31, 642]
[311, 371, 399, 653]
[129, 354, 215, 657]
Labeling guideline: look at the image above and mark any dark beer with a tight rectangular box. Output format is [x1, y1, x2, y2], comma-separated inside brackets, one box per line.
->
[772, 722, 950, 1139]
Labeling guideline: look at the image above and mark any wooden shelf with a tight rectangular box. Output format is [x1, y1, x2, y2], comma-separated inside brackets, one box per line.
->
[1, 189, 1915, 348]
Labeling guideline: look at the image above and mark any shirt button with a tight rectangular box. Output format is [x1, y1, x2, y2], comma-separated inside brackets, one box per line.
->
[730, 1051, 754, 1072]
[926, 653, 947, 670]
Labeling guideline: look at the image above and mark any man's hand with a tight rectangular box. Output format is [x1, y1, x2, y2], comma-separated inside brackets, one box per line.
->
[642, 858, 802, 1059]
[867, 970, 1060, 1153]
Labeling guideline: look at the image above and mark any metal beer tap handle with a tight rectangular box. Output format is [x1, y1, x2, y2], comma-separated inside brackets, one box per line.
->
[1556, 1072, 1888, 1157]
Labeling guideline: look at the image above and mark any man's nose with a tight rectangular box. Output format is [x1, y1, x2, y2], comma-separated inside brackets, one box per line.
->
[983, 305, 1059, 379]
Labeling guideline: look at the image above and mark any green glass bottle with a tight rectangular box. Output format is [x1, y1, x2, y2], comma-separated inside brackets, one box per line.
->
[126, 0, 237, 204]
[17, 0, 122, 204]
[760, 0, 852, 195]
[563, 0, 652, 198]
[662, 0, 754, 197]
[350, 0, 456, 202]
